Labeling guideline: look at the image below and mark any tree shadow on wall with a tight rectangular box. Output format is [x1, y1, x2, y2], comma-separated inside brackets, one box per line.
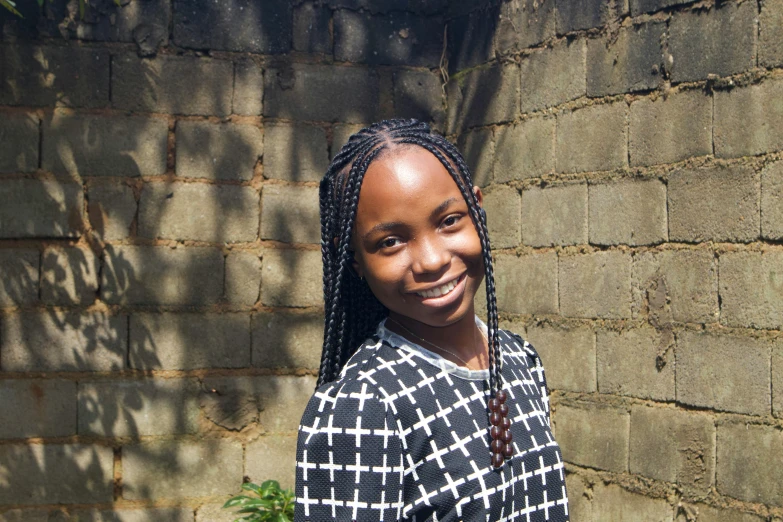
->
[0, 0, 525, 518]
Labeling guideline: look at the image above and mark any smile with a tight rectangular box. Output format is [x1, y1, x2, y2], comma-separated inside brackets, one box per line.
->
[414, 274, 465, 299]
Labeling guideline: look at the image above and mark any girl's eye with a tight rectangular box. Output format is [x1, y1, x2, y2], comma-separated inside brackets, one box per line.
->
[442, 214, 462, 228]
[379, 237, 402, 249]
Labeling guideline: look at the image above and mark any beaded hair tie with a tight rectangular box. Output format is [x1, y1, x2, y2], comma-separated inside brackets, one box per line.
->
[488, 389, 513, 468]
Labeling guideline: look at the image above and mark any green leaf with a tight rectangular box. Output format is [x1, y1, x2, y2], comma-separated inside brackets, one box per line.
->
[260, 480, 281, 496]
[272, 513, 290, 522]
[0, 0, 22, 17]
[241, 482, 264, 496]
[223, 495, 258, 508]
[78, 0, 84, 18]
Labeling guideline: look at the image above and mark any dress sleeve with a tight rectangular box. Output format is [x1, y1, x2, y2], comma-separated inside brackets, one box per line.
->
[294, 380, 404, 522]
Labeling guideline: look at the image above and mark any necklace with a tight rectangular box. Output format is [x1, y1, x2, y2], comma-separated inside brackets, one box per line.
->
[386, 318, 484, 369]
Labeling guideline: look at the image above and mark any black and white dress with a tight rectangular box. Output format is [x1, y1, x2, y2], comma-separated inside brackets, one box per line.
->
[294, 318, 569, 521]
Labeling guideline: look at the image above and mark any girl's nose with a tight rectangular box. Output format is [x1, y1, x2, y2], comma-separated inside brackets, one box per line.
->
[411, 235, 450, 275]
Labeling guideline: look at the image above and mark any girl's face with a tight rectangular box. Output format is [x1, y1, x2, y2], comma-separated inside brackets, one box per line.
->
[350, 145, 484, 329]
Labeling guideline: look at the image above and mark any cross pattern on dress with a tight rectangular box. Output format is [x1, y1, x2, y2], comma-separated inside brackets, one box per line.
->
[294, 325, 569, 521]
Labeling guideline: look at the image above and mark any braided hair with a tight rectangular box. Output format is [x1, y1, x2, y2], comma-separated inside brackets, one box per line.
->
[316, 118, 504, 400]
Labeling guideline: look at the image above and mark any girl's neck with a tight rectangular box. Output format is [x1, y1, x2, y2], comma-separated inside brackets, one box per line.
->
[386, 309, 489, 370]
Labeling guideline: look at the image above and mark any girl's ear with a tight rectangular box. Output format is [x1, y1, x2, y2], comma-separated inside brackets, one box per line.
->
[473, 185, 484, 207]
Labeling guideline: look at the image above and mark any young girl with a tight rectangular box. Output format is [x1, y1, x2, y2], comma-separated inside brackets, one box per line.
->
[294, 120, 569, 521]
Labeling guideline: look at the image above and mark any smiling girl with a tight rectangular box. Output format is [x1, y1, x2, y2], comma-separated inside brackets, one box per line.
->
[294, 120, 569, 521]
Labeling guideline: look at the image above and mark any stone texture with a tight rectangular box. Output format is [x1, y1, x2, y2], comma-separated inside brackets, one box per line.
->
[521, 183, 587, 247]
[448, 7, 498, 73]
[138, 183, 260, 243]
[0, 380, 76, 439]
[293, 3, 332, 54]
[43, 112, 168, 177]
[0, 311, 127, 372]
[591, 484, 673, 521]
[717, 423, 783, 506]
[0, 509, 49, 522]
[559, 251, 632, 319]
[41, 246, 100, 305]
[564, 474, 592, 522]
[556, 101, 627, 173]
[176, 121, 263, 181]
[630, 0, 694, 16]
[0, 179, 83, 238]
[246, 436, 298, 490]
[519, 38, 586, 114]
[446, 63, 520, 134]
[122, 440, 243, 500]
[225, 250, 262, 306]
[252, 311, 323, 369]
[597, 327, 675, 400]
[173, 0, 292, 54]
[495, 0, 556, 53]
[233, 60, 264, 116]
[101, 245, 224, 306]
[129, 313, 251, 370]
[263, 124, 329, 182]
[0, 249, 39, 307]
[0, 444, 114, 504]
[261, 184, 320, 244]
[261, 249, 323, 307]
[676, 331, 772, 416]
[630, 406, 715, 494]
[525, 324, 596, 392]
[589, 179, 667, 246]
[495, 252, 558, 315]
[200, 375, 315, 433]
[762, 162, 783, 240]
[775, 342, 783, 418]
[87, 183, 137, 241]
[587, 21, 663, 96]
[68, 0, 171, 54]
[720, 251, 783, 330]
[335, 10, 443, 67]
[668, 1, 757, 82]
[0, 45, 109, 108]
[265, 63, 381, 123]
[196, 504, 236, 522]
[676, 504, 764, 522]
[553, 404, 629, 472]
[78, 379, 200, 437]
[632, 249, 718, 324]
[668, 165, 759, 243]
[393, 70, 445, 127]
[457, 127, 494, 187]
[760, 0, 783, 68]
[630, 89, 713, 166]
[555, 0, 627, 33]
[715, 77, 783, 159]
[494, 116, 555, 182]
[64, 508, 194, 522]
[483, 185, 521, 248]
[113, 54, 234, 116]
[0, 112, 39, 173]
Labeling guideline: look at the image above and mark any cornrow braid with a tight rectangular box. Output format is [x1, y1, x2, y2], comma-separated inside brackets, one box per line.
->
[316, 119, 513, 468]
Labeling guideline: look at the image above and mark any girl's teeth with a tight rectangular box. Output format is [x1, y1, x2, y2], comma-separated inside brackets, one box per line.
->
[418, 277, 459, 298]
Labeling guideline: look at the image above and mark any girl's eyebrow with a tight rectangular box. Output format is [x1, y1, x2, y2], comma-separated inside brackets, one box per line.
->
[361, 197, 462, 241]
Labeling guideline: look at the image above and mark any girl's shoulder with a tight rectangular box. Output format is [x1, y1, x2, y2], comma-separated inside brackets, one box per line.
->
[497, 328, 545, 370]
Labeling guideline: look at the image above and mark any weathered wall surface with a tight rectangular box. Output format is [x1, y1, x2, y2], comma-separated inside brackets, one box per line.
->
[0, 1, 444, 520]
[1, 0, 782, 520]
[446, 0, 783, 520]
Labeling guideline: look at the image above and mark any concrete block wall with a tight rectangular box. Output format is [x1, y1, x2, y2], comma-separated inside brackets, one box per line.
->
[3, 0, 783, 519]
[446, 0, 783, 519]
[0, 0, 444, 519]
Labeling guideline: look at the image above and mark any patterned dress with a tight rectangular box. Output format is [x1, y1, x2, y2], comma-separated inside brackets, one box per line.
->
[294, 318, 569, 521]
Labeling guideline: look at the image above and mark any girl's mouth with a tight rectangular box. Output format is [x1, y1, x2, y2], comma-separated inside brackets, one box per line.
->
[411, 273, 467, 304]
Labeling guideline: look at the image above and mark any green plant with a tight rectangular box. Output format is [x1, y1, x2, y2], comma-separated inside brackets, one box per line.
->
[223, 480, 295, 522]
[1, 0, 120, 19]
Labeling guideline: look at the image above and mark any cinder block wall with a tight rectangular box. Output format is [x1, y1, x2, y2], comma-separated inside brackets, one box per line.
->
[0, 1, 444, 520]
[2, 0, 782, 520]
[446, 0, 783, 519]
